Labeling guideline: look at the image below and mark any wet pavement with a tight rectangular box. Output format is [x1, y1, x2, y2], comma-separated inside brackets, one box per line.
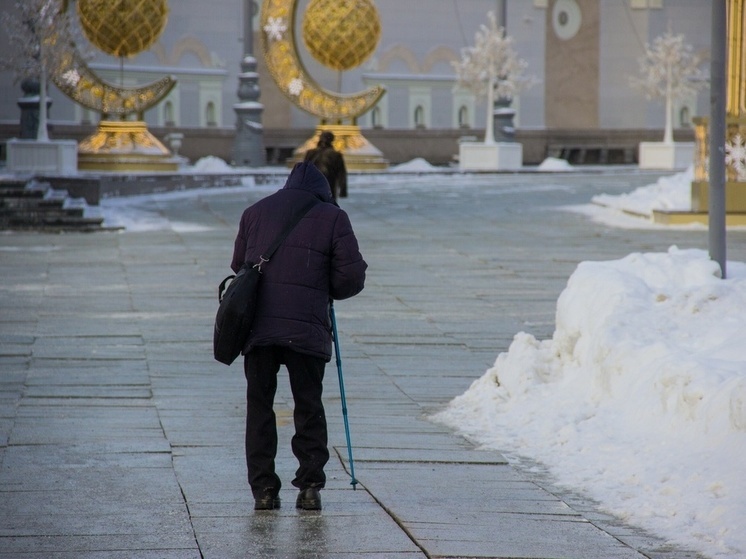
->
[2, 168, 738, 558]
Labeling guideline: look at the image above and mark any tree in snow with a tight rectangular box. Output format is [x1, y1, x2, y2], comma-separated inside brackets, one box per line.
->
[0, 1, 81, 141]
[629, 31, 706, 145]
[452, 11, 536, 145]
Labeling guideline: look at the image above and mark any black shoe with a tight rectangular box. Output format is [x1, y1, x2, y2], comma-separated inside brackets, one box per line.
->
[296, 487, 321, 510]
[254, 489, 281, 510]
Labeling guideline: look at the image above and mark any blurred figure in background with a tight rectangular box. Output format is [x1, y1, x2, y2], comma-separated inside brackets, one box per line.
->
[303, 131, 348, 202]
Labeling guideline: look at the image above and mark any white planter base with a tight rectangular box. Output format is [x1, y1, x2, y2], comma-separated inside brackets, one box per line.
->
[638, 142, 694, 170]
[7, 139, 78, 174]
[459, 142, 523, 171]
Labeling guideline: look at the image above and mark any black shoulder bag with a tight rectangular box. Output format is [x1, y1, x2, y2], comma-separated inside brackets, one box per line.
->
[213, 199, 318, 365]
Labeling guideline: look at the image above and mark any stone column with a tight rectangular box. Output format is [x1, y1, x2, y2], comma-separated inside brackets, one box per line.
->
[494, 97, 516, 143]
[232, 0, 266, 167]
[17, 79, 51, 140]
[492, 1, 514, 143]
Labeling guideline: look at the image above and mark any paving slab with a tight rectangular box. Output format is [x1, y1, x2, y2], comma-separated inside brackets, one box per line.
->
[0, 170, 729, 558]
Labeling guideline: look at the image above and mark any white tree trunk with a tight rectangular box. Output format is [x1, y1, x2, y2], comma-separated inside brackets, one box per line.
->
[663, 61, 673, 144]
[484, 77, 495, 144]
[37, 66, 49, 142]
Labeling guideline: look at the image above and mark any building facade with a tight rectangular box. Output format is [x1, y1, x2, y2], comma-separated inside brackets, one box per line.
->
[0, 0, 712, 164]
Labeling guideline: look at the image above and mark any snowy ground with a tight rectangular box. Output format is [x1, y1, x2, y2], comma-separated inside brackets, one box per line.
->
[98, 158, 745, 559]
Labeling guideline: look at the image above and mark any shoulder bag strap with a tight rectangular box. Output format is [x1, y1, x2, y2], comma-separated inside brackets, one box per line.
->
[255, 198, 318, 271]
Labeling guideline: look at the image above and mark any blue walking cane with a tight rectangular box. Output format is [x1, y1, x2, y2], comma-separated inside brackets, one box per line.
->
[330, 301, 358, 489]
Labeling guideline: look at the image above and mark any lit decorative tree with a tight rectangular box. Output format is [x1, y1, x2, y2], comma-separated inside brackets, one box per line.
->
[453, 11, 535, 145]
[0, 1, 79, 141]
[629, 31, 706, 145]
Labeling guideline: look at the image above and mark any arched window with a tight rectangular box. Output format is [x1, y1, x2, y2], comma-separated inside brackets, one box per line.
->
[371, 107, 382, 128]
[205, 102, 217, 127]
[679, 106, 690, 128]
[458, 105, 469, 128]
[414, 105, 425, 128]
[164, 101, 174, 126]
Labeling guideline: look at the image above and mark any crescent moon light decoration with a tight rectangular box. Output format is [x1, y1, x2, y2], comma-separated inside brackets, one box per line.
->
[51, 0, 176, 118]
[46, 0, 179, 171]
[53, 49, 176, 118]
[260, 0, 385, 122]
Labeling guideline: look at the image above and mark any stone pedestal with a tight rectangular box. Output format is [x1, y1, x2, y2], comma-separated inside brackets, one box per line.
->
[292, 125, 388, 171]
[638, 142, 695, 170]
[689, 116, 746, 212]
[77, 120, 178, 172]
[459, 142, 523, 171]
[691, 180, 746, 212]
[7, 139, 78, 174]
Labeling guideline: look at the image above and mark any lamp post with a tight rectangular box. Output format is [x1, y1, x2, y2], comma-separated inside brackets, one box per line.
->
[709, 0, 726, 277]
[232, 0, 266, 167]
[493, 0, 513, 143]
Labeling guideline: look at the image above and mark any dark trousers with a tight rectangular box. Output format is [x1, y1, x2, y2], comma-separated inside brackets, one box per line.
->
[244, 346, 329, 496]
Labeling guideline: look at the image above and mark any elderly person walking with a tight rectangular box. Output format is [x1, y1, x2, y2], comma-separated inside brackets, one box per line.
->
[230, 162, 367, 511]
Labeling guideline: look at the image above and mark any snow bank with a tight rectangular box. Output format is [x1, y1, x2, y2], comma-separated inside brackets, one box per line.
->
[435, 247, 746, 559]
[389, 158, 441, 172]
[189, 156, 234, 173]
[537, 157, 574, 171]
[593, 166, 693, 215]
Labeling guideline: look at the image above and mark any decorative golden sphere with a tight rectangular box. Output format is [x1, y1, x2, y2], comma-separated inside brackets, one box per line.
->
[76, 0, 168, 58]
[302, 0, 381, 72]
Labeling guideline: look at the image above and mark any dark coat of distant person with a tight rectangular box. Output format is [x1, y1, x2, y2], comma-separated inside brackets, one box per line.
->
[303, 131, 348, 200]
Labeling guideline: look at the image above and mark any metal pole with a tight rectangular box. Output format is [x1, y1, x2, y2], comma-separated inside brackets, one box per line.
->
[710, 0, 727, 278]
[330, 302, 358, 489]
[496, 0, 506, 28]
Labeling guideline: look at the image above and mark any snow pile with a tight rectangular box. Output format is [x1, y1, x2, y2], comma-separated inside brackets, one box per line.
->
[537, 157, 574, 172]
[435, 247, 746, 559]
[593, 166, 693, 215]
[389, 158, 441, 172]
[189, 156, 233, 173]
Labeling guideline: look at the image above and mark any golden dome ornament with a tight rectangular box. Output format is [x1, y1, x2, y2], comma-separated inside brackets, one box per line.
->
[302, 0, 380, 71]
[76, 0, 168, 58]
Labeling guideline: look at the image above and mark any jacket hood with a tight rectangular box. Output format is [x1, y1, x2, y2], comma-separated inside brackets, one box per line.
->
[283, 162, 333, 203]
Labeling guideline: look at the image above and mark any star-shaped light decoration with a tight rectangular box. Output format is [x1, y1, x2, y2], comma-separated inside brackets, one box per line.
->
[264, 17, 287, 42]
[61, 68, 81, 87]
[288, 77, 304, 96]
[725, 133, 746, 181]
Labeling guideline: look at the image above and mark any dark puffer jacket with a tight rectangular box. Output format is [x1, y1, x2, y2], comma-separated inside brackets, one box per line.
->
[231, 162, 367, 361]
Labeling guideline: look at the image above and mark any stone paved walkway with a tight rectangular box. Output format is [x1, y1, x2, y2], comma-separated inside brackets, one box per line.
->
[2, 169, 737, 558]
